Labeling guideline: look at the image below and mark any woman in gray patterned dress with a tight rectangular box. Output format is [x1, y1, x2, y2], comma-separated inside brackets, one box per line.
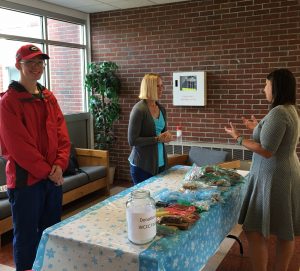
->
[224, 68, 300, 271]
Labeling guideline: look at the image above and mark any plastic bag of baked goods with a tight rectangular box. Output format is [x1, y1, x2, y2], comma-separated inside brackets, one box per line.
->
[183, 163, 204, 182]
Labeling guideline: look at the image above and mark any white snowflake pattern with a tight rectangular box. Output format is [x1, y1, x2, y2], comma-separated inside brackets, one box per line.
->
[172, 258, 179, 268]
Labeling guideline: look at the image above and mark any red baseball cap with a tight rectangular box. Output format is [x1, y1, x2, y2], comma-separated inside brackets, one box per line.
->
[16, 44, 50, 62]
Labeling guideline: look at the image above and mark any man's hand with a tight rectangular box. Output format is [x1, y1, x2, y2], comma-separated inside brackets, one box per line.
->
[49, 165, 64, 186]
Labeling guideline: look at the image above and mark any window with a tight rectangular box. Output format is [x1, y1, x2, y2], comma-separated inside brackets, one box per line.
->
[47, 18, 84, 44]
[0, 4, 88, 114]
[0, 40, 45, 88]
[0, 8, 42, 38]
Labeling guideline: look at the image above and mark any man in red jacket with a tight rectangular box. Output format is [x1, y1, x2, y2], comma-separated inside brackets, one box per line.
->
[0, 44, 70, 271]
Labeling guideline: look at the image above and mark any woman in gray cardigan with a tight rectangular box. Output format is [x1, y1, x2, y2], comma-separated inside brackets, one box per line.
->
[128, 73, 173, 184]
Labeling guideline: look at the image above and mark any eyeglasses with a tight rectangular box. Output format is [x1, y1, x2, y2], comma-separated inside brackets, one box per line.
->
[19, 60, 47, 68]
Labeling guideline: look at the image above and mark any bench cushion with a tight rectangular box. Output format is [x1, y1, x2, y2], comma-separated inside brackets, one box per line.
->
[0, 156, 7, 186]
[62, 166, 106, 193]
[0, 198, 10, 220]
[62, 172, 89, 193]
[0, 185, 7, 199]
[0, 157, 8, 199]
[79, 166, 106, 181]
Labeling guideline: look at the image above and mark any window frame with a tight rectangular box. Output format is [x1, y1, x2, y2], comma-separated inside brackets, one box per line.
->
[0, 0, 89, 112]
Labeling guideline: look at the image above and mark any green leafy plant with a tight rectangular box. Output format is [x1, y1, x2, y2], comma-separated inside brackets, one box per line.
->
[85, 61, 120, 150]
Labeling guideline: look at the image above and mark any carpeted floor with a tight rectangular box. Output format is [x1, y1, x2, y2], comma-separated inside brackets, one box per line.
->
[216, 233, 300, 271]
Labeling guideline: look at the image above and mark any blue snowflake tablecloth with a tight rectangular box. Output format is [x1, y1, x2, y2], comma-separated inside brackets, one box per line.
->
[32, 166, 248, 271]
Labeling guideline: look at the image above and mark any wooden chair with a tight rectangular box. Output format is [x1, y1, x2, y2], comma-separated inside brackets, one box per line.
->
[167, 146, 241, 169]
[218, 160, 241, 169]
[167, 154, 189, 167]
[168, 154, 241, 169]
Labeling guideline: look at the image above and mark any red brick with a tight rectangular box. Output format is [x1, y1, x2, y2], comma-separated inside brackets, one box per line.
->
[89, 0, 300, 181]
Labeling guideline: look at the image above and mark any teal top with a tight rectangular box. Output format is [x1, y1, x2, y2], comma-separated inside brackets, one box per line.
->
[153, 110, 165, 167]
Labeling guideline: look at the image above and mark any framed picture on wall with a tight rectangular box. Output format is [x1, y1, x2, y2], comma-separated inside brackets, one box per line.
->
[173, 71, 207, 106]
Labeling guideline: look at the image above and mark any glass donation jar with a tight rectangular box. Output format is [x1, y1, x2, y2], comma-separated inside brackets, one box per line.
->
[126, 189, 156, 245]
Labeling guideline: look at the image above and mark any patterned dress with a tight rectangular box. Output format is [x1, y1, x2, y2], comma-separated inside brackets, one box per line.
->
[238, 105, 300, 240]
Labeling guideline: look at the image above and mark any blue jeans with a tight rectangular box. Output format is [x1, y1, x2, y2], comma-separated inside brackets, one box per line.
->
[8, 179, 62, 271]
[130, 165, 165, 185]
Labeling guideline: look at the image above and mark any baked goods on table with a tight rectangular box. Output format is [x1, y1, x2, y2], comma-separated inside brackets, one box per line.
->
[155, 164, 244, 233]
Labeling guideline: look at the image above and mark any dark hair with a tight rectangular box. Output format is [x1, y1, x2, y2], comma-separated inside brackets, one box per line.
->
[266, 68, 296, 108]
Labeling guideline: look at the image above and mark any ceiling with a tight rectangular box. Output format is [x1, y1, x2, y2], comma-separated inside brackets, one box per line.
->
[39, 0, 188, 13]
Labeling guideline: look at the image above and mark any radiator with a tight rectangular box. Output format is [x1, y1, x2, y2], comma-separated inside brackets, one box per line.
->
[166, 141, 253, 161]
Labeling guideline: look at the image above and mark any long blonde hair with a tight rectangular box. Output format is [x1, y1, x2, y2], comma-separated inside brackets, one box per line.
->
[139, 73, 160, 100]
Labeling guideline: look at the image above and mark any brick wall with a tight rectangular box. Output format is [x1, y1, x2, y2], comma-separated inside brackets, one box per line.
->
[47, 19, 83, 113]
[49, 46, 83, 113]
[90, 0, 300, 181]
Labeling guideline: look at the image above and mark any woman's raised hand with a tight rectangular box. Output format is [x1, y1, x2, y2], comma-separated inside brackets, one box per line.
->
[242, 115, 258, 130]
[224, 122, 240, 140]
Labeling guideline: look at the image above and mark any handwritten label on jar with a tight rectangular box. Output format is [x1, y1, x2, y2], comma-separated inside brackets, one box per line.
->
[126, 206, 156, 245]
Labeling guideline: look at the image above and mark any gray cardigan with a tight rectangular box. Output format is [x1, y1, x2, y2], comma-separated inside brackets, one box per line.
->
[128, 100, 168, 175]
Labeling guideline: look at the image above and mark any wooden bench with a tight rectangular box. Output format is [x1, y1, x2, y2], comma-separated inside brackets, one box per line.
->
[0, 148, 109, 247]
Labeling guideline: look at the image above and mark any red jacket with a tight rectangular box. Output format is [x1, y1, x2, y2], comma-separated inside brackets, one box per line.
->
[0, 81, 70, 188]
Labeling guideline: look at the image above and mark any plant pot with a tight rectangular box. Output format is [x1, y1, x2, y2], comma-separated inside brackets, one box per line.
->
[108, 166, 116, 185]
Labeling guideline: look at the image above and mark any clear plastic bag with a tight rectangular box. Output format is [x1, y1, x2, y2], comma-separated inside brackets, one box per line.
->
[183, 164, 243, 187]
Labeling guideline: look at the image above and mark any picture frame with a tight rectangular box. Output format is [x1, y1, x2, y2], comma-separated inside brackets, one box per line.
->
[173, 71, 207, 106]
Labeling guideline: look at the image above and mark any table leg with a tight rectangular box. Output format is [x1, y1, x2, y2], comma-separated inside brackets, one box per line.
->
[226, 234, 244, 255]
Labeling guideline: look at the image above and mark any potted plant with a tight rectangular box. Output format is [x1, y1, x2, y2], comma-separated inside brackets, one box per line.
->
[85, 61, 121, 183]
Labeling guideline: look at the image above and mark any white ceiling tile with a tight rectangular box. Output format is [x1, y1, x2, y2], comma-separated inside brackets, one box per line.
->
[151, 0, 186, 3]
[96, 0, 124, 3]
[42, 0, 101, 8]
[40, 0, 188, 13]
[112, 0, 156, 9]
[74, 4, 117, 13]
